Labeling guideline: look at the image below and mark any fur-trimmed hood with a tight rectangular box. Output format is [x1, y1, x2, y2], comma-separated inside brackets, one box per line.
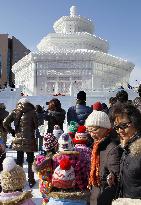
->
[130, 137, 141, 156]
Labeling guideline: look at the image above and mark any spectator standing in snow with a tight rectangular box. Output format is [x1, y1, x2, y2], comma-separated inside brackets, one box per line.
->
[112, 102, 141, 199]
[85, 110, 122, 205]
[3, 98, 38, 188]
[45, 98, 66, 133]
[67, 91, 92, 125]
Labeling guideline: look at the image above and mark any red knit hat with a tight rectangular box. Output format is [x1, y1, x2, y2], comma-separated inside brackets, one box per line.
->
[52, 157, 75, 189]
[73, 125, 88, 144]
[92, 101, 102, 111]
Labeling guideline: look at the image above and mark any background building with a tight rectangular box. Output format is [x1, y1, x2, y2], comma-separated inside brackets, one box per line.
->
[0, 34, 30, 87]
[12, 6, 134, 96]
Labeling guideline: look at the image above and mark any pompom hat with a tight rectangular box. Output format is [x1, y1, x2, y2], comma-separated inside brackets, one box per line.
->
[58, 133, 74, 152]
[53, 125, 63, 139]
[52, 157, 75, 189]
[68, 121, 78, 133]
[92, 102, 102, 111]
[73, 125, 88, 144]
[43, 133, 58, 151]
[85, 110, 111, 129]
[1, 157, 26, 191]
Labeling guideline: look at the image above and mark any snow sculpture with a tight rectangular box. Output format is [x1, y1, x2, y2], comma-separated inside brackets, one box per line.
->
[12, 6, 134, 96]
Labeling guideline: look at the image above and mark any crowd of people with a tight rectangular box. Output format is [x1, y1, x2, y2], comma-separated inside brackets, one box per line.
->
[0, 87, 141, 204]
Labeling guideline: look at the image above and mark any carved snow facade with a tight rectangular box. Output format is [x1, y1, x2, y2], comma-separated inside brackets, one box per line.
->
[12, 6, 134, 96]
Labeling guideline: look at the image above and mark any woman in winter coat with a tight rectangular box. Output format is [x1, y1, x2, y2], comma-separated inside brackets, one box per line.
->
[3, 98, 38, 188]
[85, 110, 122, 205]
[0, 157, 35, 205]
[45, 98, 66, 133]
[112, 102, 141, 198]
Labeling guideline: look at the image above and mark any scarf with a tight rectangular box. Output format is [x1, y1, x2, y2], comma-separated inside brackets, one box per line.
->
[89, 129, 112, 187]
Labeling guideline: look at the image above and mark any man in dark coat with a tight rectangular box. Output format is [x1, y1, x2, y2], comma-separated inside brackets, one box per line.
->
[67, 91, 92, 125]
[3, 98, 38, 188]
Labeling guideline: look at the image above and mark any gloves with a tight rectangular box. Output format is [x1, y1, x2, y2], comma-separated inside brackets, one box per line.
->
[11, 129, 15, 137]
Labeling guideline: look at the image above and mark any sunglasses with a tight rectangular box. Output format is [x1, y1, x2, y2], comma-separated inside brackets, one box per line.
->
[86, 127, 100, 132]
[114, 121, 131, 131]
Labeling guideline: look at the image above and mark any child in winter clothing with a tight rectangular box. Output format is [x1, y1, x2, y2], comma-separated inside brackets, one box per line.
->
[68, 121, 78, 139]
[73, 125, 91, 188]
[50, 133, 89, 205]
[0, 157, 35, 205]
[53, 125, 63, 139]
[32, 133, 58, 204]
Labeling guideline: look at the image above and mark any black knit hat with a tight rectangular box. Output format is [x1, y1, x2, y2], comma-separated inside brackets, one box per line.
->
[77, 91, 86, 101]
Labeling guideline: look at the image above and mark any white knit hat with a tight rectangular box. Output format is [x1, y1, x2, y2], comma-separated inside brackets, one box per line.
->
[85, 110, 111, 129]
[1, 157, 26, 191]
[18, 98, 30, 104]
[58, 133, 74, 152]
[53, 125, 63, 139]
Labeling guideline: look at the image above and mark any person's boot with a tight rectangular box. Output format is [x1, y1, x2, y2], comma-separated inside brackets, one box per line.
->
[28, 163, 36, 188]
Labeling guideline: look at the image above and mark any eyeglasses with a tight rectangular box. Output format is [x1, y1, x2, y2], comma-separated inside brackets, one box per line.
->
[86, 127, 100, 133]
[114, 121, 131, 131]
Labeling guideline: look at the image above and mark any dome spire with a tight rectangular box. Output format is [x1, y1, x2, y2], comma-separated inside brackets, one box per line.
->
[70, 6, 77, 17]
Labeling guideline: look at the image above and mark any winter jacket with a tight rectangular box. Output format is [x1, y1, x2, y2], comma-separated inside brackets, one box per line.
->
[74, 144, 91, 185]
[0, 191, 35, 205]
[90, 131, 122, 205]
[0, 108, 9, 144]
[119, 133, 141, 198]
[3, 103, 38, 152]
[45, 109, 66, 133]
[67, 104, 92, 125]
[133, 97, 141, 113]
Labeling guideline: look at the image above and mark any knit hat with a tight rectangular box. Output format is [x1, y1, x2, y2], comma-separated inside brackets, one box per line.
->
[77, 91, 86, 101]
[92, 102, 102, 111]
[68, 121, 78, 133]
[58, 133, 74, 152]
[73, 125, 88, 144]
[85, 110, 111, 129]
[18, 98, 30, 104]
[1, 157, 26, 191]
[43, 133, 58, 151]
[53, 125, 63, 139]
[52, 157, 75, 189]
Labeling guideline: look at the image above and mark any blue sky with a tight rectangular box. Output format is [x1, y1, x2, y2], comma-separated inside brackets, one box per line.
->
[0, 0, 141, 85]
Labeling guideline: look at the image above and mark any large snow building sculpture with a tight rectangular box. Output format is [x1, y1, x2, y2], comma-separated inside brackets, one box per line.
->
[12, 6, 134, 96]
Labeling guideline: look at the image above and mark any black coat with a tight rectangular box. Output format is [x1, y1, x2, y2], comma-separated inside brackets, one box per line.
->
[91, 130, 122, 205]
[119, 133, 141, 198]
[45, 109, 66, 133]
